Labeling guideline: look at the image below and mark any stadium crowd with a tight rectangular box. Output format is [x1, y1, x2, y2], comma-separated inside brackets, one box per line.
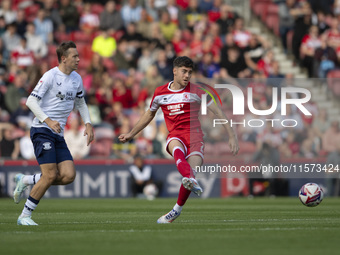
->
[0, 0, 339, 164]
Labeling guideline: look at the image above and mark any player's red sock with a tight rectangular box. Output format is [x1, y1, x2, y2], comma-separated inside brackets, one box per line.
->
[177, 184, 191, 206]
[173, 146, 194, 178]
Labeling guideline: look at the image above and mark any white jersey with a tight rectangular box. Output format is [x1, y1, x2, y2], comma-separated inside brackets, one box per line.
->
[30, 67, 84, 135]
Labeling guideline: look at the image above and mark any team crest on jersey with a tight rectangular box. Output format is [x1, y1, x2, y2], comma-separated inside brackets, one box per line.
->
[72, 81, 77, 88]
[43, 142, 52, 150]
[183, 93, 190, 102]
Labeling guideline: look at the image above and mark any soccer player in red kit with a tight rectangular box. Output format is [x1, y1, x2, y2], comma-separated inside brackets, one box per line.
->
[119, 56, 239, 223]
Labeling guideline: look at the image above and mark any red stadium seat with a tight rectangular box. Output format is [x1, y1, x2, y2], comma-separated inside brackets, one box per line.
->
[252, 0, 271, 17]
[48, 45, 57, 56]
[54, 32, 72, 44]
[71, 31, 93, 43]
[91, 3, 104, 15]
[24, 4, 40, 17]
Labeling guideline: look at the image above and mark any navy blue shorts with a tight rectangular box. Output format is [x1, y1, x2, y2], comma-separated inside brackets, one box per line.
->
[30, 127, 73, 165]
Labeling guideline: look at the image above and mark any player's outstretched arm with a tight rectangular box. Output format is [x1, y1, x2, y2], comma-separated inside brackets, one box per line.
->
[75, 97, 94, 145]
[119, 109, 156, 143]
[208, 103, 239, 155]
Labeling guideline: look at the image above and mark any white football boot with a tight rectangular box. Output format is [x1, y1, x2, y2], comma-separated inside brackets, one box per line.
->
[13, 174, 28, 204]
[157, 209, 181, 224]
[17, 216, 38, 226]
[182, 177, 203, 196]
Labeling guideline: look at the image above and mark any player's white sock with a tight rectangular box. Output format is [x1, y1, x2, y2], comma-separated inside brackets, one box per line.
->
[21, 196, 39, 217]
[23, 174, 42, 185]
[173, 203, 183, 213]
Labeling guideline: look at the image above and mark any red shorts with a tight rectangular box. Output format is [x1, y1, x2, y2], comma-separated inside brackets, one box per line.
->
[166, 132, 204, 160]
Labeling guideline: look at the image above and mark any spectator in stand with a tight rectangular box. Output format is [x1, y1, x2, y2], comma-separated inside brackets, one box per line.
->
[137, 48, 154, 74]
[64, 113, 91, 160]
[172, 29, 187, 55]
[33, 9, 53, 44]
[257, 50, 275, 77]
[314, 38, 337, 78]
[87, 93, 102, 126]
[4, 71, 28, 114]
[25, 23, 48, 60]
[279, 0, 297, 52]
[291, 1, 312, 62]
[220, 46, 250, 78]
[112, 117, 137, 163]
[9, 97, 34, 130]
[197, 52, 220, 78]
[166, 0, 179, 23]
[0, 124, 20, 159]
[84, 52, 106, 92]
[2, 22, 21, 58]
[232, 17, 251, 49]
[15, 8, 27, 37]
[112, 40, 135, 73]
[112, 78, 134, 111]
[184, 0, 203, 31]
[79, 2, 100, 35]
[59, 0, 80, 33]
[44, 0, 64, 31]
[134, 132, 154, 158]
[244, 34, 268, 70]
[189, 29, 203, 61]
[145, 0, 160, 22]
[99, 0, 124, 33]
[315, 10, 329, 34]
[120, 0, 142, 26]
[300, 25, 321, 77]
[322, 120, 340, 153]
[92, 29, 117, 58]
[138, 65, 164, 108]
[129, 155, 154, 197]
[159, 10, 178, 42]
[0, 0, 16, 25]
[0, 16, 6, 37]
[120, 22, 144, 59]
[19, 127, 35, 160]
[155, 49, 173, 80]
[216, 4, 238, 36]
[11, 37, 35, 69]
[136, 9, 152, 39]
[268, 61, 285, 80]
[323, 16, 340, 50]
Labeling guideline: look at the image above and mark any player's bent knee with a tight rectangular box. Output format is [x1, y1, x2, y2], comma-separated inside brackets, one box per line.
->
[64, 172, 76, 184]
[42, 171, 58, 185]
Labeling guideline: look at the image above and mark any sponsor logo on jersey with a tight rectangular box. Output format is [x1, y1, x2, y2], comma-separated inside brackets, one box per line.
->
[56, 91, 65, 100]
[43, 142, 52, 150]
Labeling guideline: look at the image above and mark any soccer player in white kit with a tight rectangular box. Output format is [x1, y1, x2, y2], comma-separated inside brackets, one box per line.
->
[13, 41, 94, 225]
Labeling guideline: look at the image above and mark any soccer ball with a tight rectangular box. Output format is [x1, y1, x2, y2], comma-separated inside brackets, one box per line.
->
[298, 183, 324, 207]
[143, 183, 158, 200]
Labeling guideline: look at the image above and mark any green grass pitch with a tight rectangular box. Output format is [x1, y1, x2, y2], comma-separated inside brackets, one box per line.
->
[1, 197, 339, 255]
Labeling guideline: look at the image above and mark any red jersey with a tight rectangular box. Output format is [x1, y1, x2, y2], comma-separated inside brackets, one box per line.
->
[149, 81, 209, 135]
